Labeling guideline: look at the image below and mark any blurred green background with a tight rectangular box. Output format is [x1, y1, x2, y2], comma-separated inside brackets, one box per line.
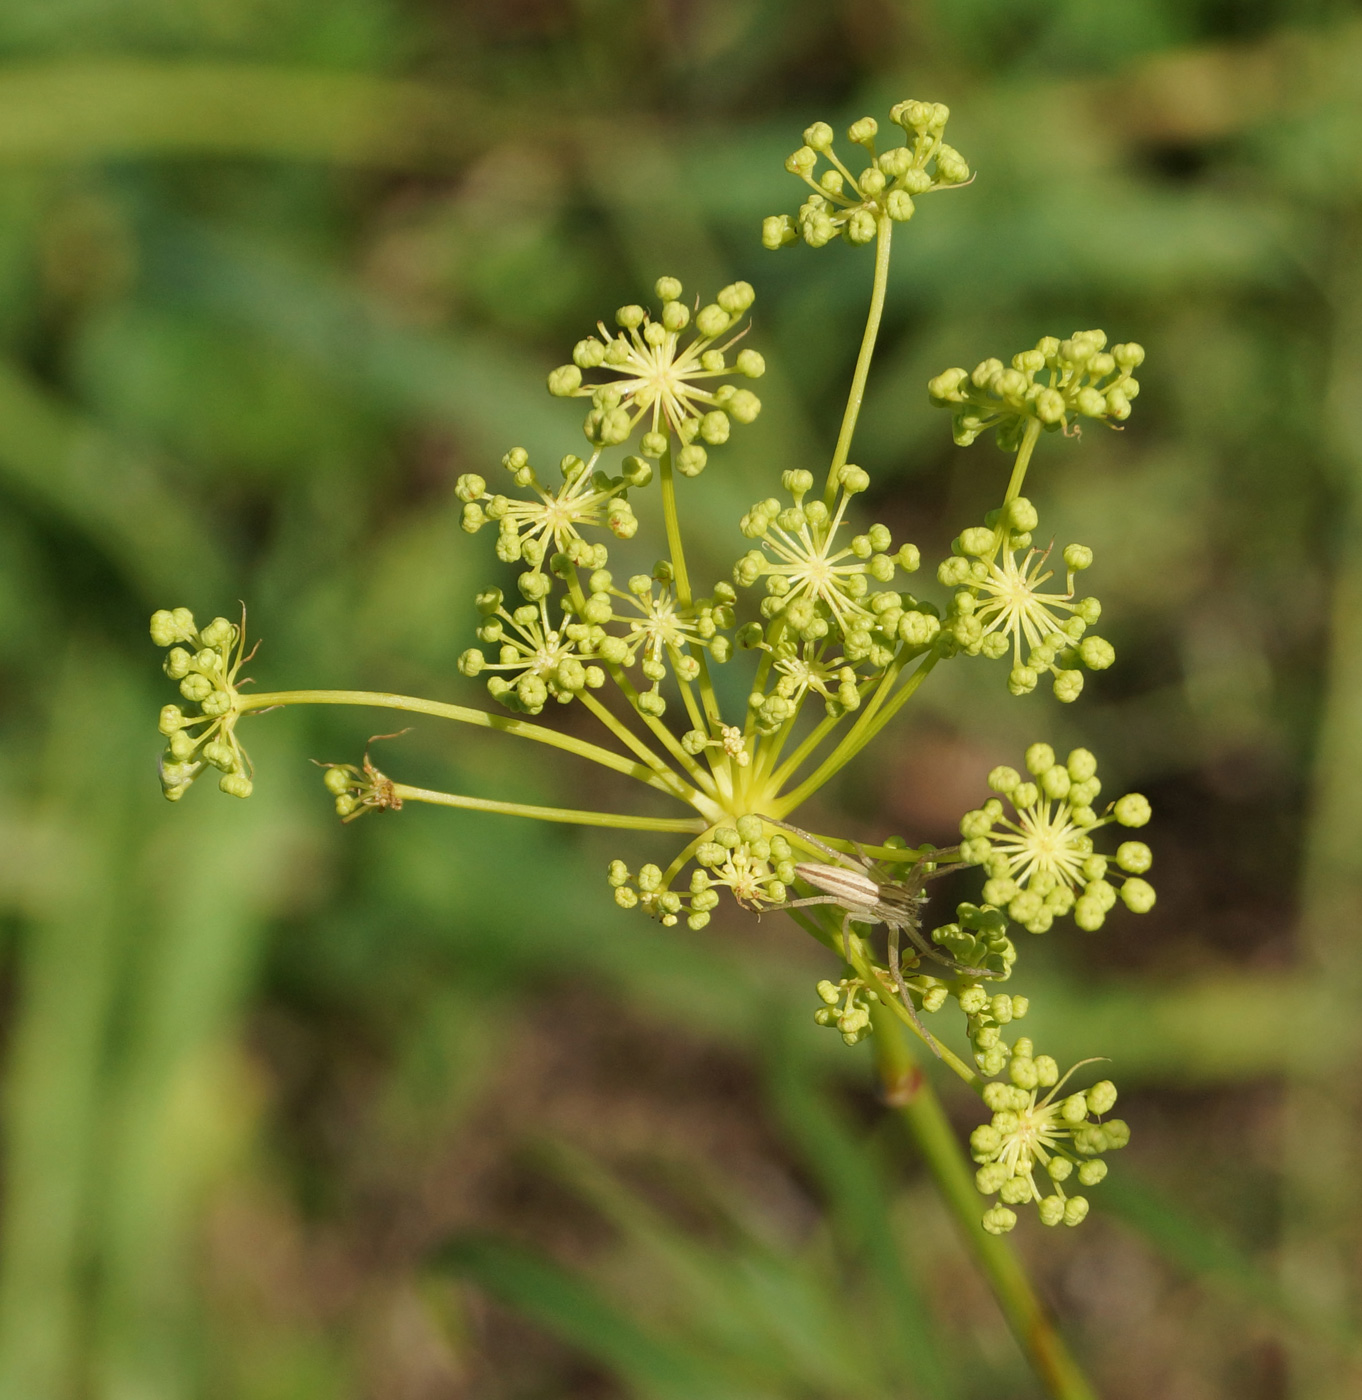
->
[2, 2, 1361, 1397]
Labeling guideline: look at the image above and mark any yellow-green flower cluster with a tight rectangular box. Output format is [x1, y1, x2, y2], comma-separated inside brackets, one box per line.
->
[958, 984, 1031, 1076]
[813, 976, 881, 1046]
[732, 466, 923, 731]
[929, 332, 1144, 450]
[548, 276, 764, 468]
[320, 754, 402, 822]
[458, 588, 604, 715]
[764, 100, 971, 251]
[971, 1041, 1129, 1234]
[456, 446, 640, 569]
[959, 744, 1155, 933]
[938, 498, 1112, 702]
[150, 607, 253, 801]
[571, 568, 735, 718]
[607, 819, 797, 930]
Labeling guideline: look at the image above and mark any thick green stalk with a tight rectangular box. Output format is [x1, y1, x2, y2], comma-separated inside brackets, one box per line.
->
[871, 1007, 1099, 1400]
[392, 785, 705, 833]
[238, 688, 704, 806]
[824, 214, 893, 505]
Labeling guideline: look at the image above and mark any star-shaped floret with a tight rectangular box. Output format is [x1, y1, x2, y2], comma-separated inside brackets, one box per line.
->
[458, 588, 604, 715]
[734, 467, 918, 644]
[580, 569, 734, 717]
[547, 277, 764, 469]
[939, 504, 1115, 703]
[957, 744, 1156, 933]
[457, 447, 642, 570]
[970, 1041, 1129, 1234]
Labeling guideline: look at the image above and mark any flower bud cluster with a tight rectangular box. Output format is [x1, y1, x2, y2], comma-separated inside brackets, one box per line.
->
[458, 589, 603, 715]
[957, 983, 1031, 1075]
[937, 499, 1112, 702]
[764, 101, 970, 251]
[319, 753, 402, 822]
[456, 447, 638, 567]
[959, 744, 1155, 933]
[928, 332, 1144, 450]
[570, 566, 735, 717]
[606, 817, 796, 929]
[150, 607, 253, 801]
[548, 276, 763, 466]
[971, 1041, 1129, 1234]
[732, 466, 923, 729]
[813, 976, 880, 1046]
[928, 901, 1017, 983]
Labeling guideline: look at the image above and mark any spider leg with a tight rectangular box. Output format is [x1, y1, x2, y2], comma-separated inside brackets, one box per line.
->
[898, 916, 996, 980]
[887, 923, 943, 1060]
[762, 817, 871, 872]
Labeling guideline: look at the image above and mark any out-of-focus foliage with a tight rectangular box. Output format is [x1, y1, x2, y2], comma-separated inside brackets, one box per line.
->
[2, 1, 1362, 1397]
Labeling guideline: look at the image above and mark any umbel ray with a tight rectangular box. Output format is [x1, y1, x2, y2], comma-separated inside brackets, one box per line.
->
[763, 817, 1001, 1052]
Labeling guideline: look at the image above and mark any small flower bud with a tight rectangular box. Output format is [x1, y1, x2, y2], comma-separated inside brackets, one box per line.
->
[1120, 878, 1156, 912]
[548, 365, 581, 396]
[1114, 793, 1152, 827]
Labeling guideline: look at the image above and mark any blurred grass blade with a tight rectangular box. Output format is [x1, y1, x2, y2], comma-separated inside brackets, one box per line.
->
[92, 763, 302, 1400]
[534, 1138, 876, 1392]
[1102, 1173, 1362, 1359]
[0, 61, 497, 170]
[433, 1235, 743, 1400]
[0, 656, 142, 1398]
[0, 357, 224, 600]
[767, 1054, 954, 1398]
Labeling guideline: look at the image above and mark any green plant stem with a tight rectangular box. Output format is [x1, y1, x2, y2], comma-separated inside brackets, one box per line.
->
[774, 653, 937, 815]
[576, 690, 694, 798]
[1002, 418, 1042, 506]
[824, 214, 893, 505]
[659, 440, 692, 604]
[390, 785, 705, 833]
[598, 669, 719, 800]
[871, 1006, 1099, 1400]
[658, 441, 723, 730]
[238, 688, 703, 806]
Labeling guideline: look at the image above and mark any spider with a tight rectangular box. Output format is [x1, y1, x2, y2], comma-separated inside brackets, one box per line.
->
[764, 818, 1000, 1050]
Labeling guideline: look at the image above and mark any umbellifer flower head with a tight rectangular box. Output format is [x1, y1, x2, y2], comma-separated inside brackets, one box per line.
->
[764, 100, 971, 251]
[929, 332, 1144, 450]
[937, 499, 1114, 703]
[958, 743, 1156, 933]
[150, 607, 255, 801]
[548, 276, 764, 466]
[971, 1041, 1129, 1233]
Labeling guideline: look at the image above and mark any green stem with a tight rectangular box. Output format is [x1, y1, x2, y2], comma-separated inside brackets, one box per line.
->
[238, 688, 695, 804]
[766, 709, 842, 793]
[602, 670, 719, 800]
[576, 690, 695, 799]
[658, 439, 723, 730]
[659, 440, 693, 605]
[391, 785, 705, 833]
[824, 214, 893, 505]
[871, 1006, 1099, 1400]
[773, 653, 936, 816]
[1002, 418, 1042, 507]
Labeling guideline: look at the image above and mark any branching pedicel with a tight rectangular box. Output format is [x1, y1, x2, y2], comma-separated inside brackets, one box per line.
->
[149, 100, 1153, 1240]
